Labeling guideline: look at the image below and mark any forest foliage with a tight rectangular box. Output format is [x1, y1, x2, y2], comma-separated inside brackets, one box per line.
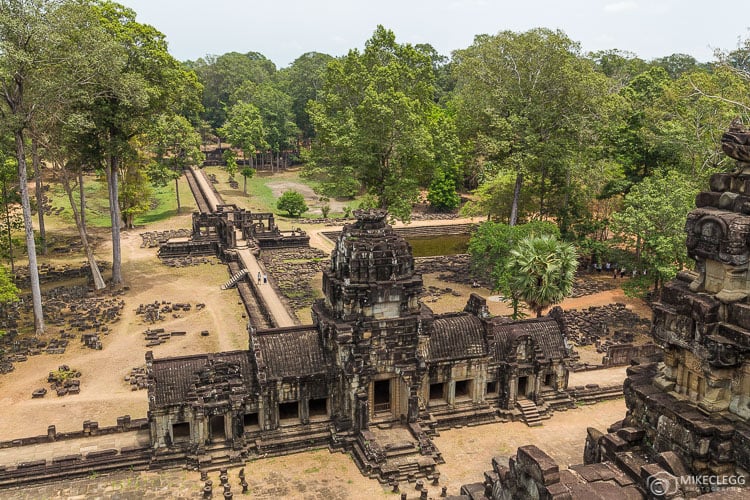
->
[2, 1, 750, 312]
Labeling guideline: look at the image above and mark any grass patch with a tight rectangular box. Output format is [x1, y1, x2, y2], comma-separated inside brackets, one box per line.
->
[303, 467, 320, 474]
[44, 172, 193, 229]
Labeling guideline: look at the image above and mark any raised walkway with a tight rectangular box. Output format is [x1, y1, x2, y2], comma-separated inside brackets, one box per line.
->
[187, 166, 297, 328]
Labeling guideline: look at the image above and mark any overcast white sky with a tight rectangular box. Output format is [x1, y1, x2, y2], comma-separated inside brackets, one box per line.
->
[117, 0, 749, 67]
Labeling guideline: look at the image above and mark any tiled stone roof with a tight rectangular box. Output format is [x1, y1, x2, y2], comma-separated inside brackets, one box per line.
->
[255, 326, 329, 380]
[489, 317, 567, 363]
[426, 313, 487, 361]
[150, 351, 254, 407]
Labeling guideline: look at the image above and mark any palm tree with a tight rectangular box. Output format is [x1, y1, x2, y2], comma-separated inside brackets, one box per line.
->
[506, 235, 578, 317]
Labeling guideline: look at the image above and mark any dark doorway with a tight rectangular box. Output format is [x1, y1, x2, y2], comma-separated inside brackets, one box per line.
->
[279, 402, 299, 423]
[455, 379, 472, 401]
[243, 412, 259, 430]
[172, 422, 190, 443]
[517, 376, 528, 397]
[209, 415, 225, 441]
[373, 379, 391, 413]
[544, 373, 554, 387]
[429, 383, 445, 403]
[309, 398, 328, 419]
[486, 381, 498, 396]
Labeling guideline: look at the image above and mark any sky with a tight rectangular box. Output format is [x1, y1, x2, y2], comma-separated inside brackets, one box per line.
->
[117, 0, 749, 68]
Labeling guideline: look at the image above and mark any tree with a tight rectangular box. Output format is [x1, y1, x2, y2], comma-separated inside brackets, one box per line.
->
[278, 51, 334, 140]
[223, 149, 237, 179]
[427, 169, 460, 212]
[81, 0, 202, 284]
[0, 155, 21, 273]
[505, 235, 578, 318]
[187, 51, 276, 129]
[467, 220, 559, 317]
[306, 25, 436, 221]
[0, 263, 18, 305]
[276, 190, 307, 217]
[453, 28, 611, 226]
[0, 0, 80, 333]
[240, 166, 254, 195]
[610, 170, 696, 295]
[219, 101, 266, 169]
[146, 113, 203, 213]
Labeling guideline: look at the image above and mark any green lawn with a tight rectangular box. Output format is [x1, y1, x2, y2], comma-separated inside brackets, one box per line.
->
[45, 173, 195, 228]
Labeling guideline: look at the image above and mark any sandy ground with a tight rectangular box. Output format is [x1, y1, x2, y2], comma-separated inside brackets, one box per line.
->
[0, 211, 248, 440]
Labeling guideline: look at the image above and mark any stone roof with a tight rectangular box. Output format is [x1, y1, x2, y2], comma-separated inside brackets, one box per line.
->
[150, 351, 254, 407]
[255, 326, 329, 380]
[425, 313, 487, 361]
[489, 317, 567, 363]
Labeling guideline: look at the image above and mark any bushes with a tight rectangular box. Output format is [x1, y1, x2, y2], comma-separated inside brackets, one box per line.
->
[276, 190, 308, 217]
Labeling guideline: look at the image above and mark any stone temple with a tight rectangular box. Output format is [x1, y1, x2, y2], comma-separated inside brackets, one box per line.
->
[146, 209, 574, 481]
[465, 122, 750, 499]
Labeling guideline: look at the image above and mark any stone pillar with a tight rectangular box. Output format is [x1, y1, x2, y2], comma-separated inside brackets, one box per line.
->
[47, 425, 56, 442]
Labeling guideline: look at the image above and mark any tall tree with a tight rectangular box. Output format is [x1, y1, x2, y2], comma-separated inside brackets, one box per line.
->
[82, 0, 202, 284]
[0, 0, 69, 334]
[218, 101, 266, 170]
[146, 113, 203, 213]
[505, 235, 578, 318]
[188, 51, 276, 129]
[610, 170, 697, 295]
[453, 28, 611, 226]
[278, 51, 333, 140]
[0, 154, 20, 273]
[307, 25, 436, 221]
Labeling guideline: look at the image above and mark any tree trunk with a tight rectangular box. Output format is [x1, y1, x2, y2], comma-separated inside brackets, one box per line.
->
[14, 130, 44, 334]
[61, 172, 105, 290]
[79, 170, 86, 233]
[243, 175, 247, 195]
[175, 175, 181, 213]
[2, 180, 14, 274]
[32, 138, 46, 255]
[105, 150, 123, 285]
[539, 166, 546, 218]
[509, 172, 523, 226]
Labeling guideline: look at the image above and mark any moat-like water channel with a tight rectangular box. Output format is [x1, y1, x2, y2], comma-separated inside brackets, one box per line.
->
[405, 234, 470, 257]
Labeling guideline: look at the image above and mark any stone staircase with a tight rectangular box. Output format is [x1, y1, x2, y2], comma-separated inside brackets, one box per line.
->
[424, 402, 500, 430]
[516, 398, 543, 427]
[350, 423, 441, 484]
[221, 268, 249, 290]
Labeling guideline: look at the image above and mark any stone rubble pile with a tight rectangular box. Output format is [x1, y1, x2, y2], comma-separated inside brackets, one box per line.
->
[261, 248, 329, 312]
[563, 303, 651, 351]
[139, 229, 192, 248]
[125, 366, 148, 390]
[160, 256, 218, 267]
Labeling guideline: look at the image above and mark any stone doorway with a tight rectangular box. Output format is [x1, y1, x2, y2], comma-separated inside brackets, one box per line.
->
[517, 376, 528, 398]
[373, 379, 392, 416]
[209, 415, 226, 442]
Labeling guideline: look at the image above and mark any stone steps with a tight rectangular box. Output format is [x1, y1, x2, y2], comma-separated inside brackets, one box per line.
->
[516, 399, 543, 427]
[221, 268, 248, 290]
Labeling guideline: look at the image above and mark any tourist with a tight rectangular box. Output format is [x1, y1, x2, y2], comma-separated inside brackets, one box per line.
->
[257, 272, 261, 284]
[263, 274, 267, 284]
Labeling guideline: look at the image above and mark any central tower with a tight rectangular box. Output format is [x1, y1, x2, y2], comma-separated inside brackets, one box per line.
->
[313, 209, 428, 431]
[322, 209, 423, 321]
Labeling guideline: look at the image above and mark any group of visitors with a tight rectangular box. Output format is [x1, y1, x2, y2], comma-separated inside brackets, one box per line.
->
[591, 262, 648, 279]
[257, 272, 268, 284]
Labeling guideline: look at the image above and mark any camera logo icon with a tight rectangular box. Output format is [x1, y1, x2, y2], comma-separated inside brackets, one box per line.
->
[648, 471, 678, 497]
